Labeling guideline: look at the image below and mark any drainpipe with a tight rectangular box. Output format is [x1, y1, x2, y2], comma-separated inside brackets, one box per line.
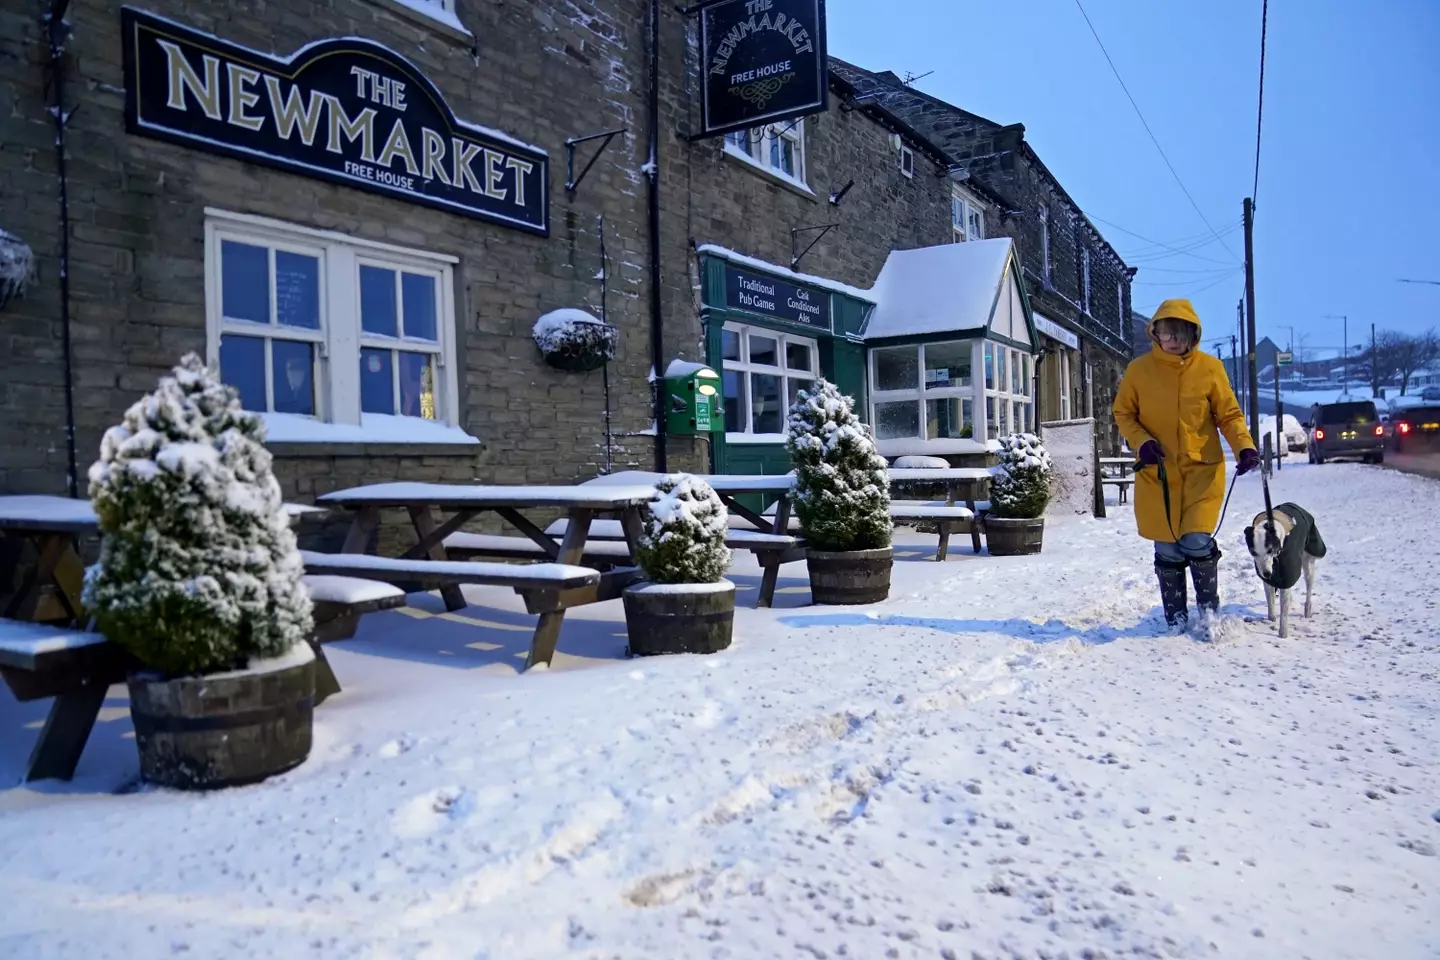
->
[46, 0, 79, 499]
[645, 0, 667, 472]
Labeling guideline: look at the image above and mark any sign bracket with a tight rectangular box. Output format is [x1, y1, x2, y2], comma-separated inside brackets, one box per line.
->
[790, 222, 838, 271]
[565, 128, 628, 196]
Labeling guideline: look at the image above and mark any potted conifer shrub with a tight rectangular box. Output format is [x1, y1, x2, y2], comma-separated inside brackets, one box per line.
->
[622, 474, 735, 655]
[786, 380, 893, 604]
[983, 432, 1054, 556]
[83, 354, 317, 790]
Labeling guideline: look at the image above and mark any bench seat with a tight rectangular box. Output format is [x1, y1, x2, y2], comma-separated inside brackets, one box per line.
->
[443, 531, 636, 565]
[300, 551, 600, 590]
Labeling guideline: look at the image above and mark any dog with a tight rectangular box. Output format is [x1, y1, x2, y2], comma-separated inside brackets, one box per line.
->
[1243, 502, 1327, 638]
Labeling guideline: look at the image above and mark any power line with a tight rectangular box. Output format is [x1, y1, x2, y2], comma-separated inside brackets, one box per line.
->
[1253, 0, 1269, 202]
[1090, 214, 1239, 266]
[1072, 0, 1242, 264]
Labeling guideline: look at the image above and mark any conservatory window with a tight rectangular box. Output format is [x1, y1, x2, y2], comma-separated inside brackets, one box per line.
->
[720, 322, 818, 440]
[206, 210, 458, 433]
[983, 341, 1033, 438]
[723, 121, 807, 186]
[869, 341, 975, 442]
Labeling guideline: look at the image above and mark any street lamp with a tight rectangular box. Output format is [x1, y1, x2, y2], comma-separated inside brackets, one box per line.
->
[1322, 314, 1348, 389]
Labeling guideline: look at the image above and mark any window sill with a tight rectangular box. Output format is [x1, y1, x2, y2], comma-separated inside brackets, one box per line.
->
[721, 146, 817, 203]
[876, 438, 992, 457]
[260, 413, 483, 449]
[363, 0, 474, 43]
[725, 433, 788, 444]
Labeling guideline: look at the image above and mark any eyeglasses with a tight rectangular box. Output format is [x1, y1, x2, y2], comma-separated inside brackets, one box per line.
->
[1154, 321, 1194, 342]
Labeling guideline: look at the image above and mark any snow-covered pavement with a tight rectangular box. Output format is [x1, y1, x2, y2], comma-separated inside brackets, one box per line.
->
[1, 461, 1436, 959]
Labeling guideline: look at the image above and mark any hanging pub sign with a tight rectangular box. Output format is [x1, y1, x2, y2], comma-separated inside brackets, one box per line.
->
[121, 8, 549, 236]
[725, 265, 829, 331]
[699, 0, 828, 138]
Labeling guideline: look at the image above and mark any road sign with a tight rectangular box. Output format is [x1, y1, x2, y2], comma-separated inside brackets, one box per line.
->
[1276, 352, 1293, 366]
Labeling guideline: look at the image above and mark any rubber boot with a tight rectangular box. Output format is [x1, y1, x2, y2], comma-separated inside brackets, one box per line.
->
[1189, 546, 1222, 615]
[1155, 558, 1190, 627]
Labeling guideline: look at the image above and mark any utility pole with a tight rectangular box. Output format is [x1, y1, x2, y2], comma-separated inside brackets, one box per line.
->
[1371, 322, 1377, 397]
[1323, 314, 1348, 397]
[1243, 198, 1260, 441]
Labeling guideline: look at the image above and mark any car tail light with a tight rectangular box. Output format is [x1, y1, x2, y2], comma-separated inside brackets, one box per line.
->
[1315, 428, 1326, 440]
[1399, 422, 1412, 434]
[1374, 425, 1385, 437]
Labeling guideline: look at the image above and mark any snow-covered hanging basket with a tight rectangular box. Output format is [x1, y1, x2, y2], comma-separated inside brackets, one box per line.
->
[532, 308, 618, 373]
[0, 229, 37, 310]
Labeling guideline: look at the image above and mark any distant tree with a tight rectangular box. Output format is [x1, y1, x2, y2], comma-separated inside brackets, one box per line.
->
[1357, 331, 1405, 398]
[1394, 329, 1440, 395]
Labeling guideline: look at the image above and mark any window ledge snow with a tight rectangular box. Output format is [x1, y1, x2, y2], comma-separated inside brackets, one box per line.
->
[725, 433, 788, 444]
[365, 0, 473, 42]
[721, 144, 816, 201]
[260, 412, 482, 446]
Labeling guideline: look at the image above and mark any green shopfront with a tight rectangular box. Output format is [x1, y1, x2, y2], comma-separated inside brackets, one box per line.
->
[698, 247, 875, 477]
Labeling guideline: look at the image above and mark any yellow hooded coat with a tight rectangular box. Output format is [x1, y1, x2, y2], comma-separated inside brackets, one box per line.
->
[1113, 299, 1255, 543]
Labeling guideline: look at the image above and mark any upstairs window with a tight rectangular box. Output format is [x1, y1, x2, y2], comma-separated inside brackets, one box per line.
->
[952, 190, 985, 243]
[899, 144, 914, 178]
[1039, 204, 1052, 285]
[1081, 247, 1092, 315]
[724, 121, 806, 186]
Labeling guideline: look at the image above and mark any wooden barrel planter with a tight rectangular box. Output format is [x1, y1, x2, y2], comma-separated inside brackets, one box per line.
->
[984, 517, 1045, 556]
[623, 581, 735, 656]
[806, 547, 893, 605]
[126, 644, 316, 790]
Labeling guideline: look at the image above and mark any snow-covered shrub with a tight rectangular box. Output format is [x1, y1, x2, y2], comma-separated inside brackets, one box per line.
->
[989, 433, 1055, 520]
[636, 474, 732, 584]
[785, 379, 891, 552]
[532, 308, 617, 372]
[83, 354, 313, 677]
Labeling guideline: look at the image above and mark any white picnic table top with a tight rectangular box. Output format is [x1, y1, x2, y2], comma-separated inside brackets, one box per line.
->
[0, 495, 325, 534]
[317, 481, 659, 510]
[886, 467, 993, 482]
[1099, 457, 1135, 465]
[583, 471, 797, 494]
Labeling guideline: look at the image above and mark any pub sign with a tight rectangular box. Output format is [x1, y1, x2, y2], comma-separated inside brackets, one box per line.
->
[725, 265, 830, 331]
[700, 0, 828, 138]
[121, 8, 549, 236]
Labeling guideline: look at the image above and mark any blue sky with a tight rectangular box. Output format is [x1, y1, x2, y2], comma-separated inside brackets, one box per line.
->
[825, 0, 1440, 359]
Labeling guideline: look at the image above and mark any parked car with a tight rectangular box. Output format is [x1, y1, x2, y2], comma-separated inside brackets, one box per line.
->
[1391, 404, 1440, 454]
[1422, 386, 1440, 402]
[1258, 413, 1307, 454]
[1306, 400, 1385, 464]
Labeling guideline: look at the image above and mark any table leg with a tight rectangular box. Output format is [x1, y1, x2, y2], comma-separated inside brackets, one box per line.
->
[408, 505, 466, 612]
[936, 521, 952, 562]
[26, 677, 109, 782]
[967, 498, 982, 553]
[617, 506, 645, 564]
[341, 507, 380, 554]
[772, 495, 793, 536]
[757, 558, 781, 608]
[524, 509, 595, 671]
[309, 639, 343, 706]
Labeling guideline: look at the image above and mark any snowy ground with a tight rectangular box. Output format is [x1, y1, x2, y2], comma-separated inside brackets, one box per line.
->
[1, 463, 1437, 959]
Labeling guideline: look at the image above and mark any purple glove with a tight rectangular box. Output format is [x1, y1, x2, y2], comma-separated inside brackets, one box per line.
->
[1137, 440, 1163, 466]
[1236, 448, 1260, 475]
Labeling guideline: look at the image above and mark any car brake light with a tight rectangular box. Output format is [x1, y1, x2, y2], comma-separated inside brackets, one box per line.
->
[1374, 425, 1384, 437]
[1399, 422, 1411, 434]
[1315, 428, 1326, 440]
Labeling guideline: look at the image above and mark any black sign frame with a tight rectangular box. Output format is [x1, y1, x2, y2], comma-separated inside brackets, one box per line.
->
[699, 0, 828, 139]
[121, 7, 549, 236]
[725, 265, 831, 331]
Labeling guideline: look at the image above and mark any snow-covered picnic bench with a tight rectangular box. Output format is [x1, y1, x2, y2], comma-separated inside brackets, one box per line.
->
[0, 575, 402, 782]
[312, 482, 658, 670]
[1099, 457, 1137, 503]
[884, 467, 991, 557]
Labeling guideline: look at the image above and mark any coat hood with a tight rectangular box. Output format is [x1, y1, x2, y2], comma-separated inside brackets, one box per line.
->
[1148, 298, 1203, 353]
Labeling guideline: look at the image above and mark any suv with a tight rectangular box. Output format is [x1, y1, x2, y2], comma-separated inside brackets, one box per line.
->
[1392, 404, 1440, 454]
[1307, 400, 1385, 464]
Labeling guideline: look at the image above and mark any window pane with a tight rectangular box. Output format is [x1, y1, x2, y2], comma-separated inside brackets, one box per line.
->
[402, 273, 438, 341]
[1011, 352, 1021, 397]
[779, 137, 796, 176]
[926, 397, 973, 439]
[1022, 356, 1032, 397]
[874, 347, 918, 391]
[984, 342, 995, 389]
[874, 400, 920, 440]
[722, 370, 744, 432]
[923, 341, 972, 388]
[750, 373, 782, 433]
[786, 377, 814, 409]
[219, 334, 266, 411]
[221, 241, 270, 325]
[360, 348, 394, 414]
[968, 208, 983, 241]
[749, 334, 779, 367]
[399, 352, 436, 419]
[274, 251, 320, 330]
[360, 265, 398, 337]
[271, 340, 315, 416]
[986, 396, 999, 438]
[785, 341, 812, 372]
[721, 329, 741, 361]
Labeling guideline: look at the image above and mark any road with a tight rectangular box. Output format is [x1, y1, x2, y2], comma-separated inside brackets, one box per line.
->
[1384, 449, 1440, 480]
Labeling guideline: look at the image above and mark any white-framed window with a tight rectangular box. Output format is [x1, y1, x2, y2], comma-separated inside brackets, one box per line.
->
[1057, 349, 1072, 421]
[1081, 247, 1092, 315]
[1116, 278, 1125, 327]
[952, 190, 984, 243]
[1039, 204, 1052, 285]
[899, 144, 914, 178]
[204, 209, 461, 436]
[869, 341, 977, 442]
[720, 322, 818, 441]
[723, 120, 807, 186]
[983, 341, 1034, 437]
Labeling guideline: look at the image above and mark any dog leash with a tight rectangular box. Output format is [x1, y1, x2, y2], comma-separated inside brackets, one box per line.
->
[1133, 455, 1241, 542]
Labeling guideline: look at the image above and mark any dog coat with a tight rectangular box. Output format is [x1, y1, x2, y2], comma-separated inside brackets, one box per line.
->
[1244, 502, 1326, 590]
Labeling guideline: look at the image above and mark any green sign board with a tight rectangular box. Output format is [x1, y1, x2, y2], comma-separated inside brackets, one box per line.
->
[1276, 351, 1293, 366]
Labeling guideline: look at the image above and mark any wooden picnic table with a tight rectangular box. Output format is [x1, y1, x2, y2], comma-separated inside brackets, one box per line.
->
[884, 467, 991, 553]
[314, 482, 659, 669]
[0, 496, 98, 623]
[584, 470, 797, 535]
[1098, 458, 1137, 503]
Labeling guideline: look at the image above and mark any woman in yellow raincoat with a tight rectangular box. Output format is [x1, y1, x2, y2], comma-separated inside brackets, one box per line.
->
[1113, 299, 1258, 627]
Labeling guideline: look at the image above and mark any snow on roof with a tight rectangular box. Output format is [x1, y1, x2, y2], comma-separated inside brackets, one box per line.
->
[664, 359, 716, 379]
[862, 238, 1015, 340]
[696, 245, 876, 303]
